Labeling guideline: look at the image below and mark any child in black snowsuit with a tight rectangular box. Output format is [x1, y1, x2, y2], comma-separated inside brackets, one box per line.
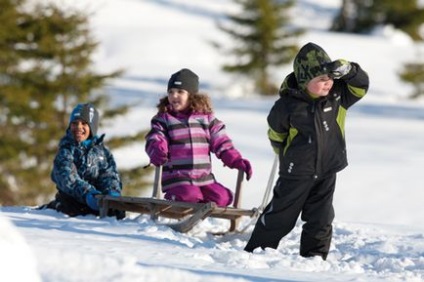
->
[244, 42, 369, 260]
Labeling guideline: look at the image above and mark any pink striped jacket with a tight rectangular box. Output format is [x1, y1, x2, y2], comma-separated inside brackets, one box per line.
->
[145, 110, 241, 191]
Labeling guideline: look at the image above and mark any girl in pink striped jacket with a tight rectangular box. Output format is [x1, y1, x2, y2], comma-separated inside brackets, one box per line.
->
[145, 68, 252, 207]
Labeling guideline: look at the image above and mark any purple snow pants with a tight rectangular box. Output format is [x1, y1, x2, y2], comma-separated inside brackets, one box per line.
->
[164, 182, 233, 207]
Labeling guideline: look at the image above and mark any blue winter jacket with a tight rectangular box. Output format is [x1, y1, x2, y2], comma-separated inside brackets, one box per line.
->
[51, 131, 122, 204]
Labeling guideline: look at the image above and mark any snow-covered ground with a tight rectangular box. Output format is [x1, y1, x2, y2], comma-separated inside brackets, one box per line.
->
[1, 0, 424, 281]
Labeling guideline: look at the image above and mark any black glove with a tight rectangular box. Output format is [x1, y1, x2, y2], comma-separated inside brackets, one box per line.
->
[324, 59, 352, 79]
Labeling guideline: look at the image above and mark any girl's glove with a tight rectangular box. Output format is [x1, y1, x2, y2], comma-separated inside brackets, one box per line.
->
[324, 59, 351, 79]
[150, 149, 168, 166]
[232, 159, 253, 180]
[147, 141, 168, 166]
[221, 150, 253, 180]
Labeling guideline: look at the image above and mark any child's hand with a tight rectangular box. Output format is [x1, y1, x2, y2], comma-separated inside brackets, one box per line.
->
[324, 59, 351, 79]
[220, 150, 252, 180]
[232, 159, 253, 180]
[150, 149, 168, 166]
[85, 190, 101, 211]
[106, 190, 121, 197]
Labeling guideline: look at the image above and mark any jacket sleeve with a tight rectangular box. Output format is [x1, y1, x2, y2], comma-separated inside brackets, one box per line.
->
[145, 114, 169, 158]
[338, 62, 370, 109]
[208, 115, 241, 161]
[96, 146, 122, 194]
[267, 98, 290, 154]
[51, 146, 97, 204]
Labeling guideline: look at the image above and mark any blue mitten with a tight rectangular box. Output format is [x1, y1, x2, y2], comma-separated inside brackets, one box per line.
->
[108, 190, 121, 197]
[85, 190, 101, 211]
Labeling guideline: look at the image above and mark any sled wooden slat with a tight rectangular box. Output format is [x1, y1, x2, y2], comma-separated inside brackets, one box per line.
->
[99, 196, 256, 219]
[98, 166, 256, 233]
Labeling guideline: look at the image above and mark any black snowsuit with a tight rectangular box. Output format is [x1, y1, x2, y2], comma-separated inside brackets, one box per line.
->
[245, 52, 369, 259]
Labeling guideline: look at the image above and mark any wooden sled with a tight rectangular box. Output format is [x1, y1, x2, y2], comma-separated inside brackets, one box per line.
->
[97, 166, 258, 233]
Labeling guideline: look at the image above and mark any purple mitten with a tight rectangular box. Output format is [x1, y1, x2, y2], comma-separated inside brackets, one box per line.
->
[232, 159, 253, 180]
[220, 150, 241, 167]
[148, 141, 168, 166]
[220, 150, 252, 180]
[150, 149, 168, 166]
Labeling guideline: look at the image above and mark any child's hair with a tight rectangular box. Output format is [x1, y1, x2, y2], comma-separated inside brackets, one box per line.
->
[157, 92, 213, 114]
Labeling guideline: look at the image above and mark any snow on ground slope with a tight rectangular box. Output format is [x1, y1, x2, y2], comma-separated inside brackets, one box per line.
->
[0, 214, 41, 282]
[1, 206, 424, 282]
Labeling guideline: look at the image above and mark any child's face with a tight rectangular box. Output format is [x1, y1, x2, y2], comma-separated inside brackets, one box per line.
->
[306, 75, 334, 97]
[167, 88, 190, 112]
[70, 119, 91, 142]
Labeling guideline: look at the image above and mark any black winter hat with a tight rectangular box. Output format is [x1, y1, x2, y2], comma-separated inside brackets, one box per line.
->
[69, 103, 99, 137]
[167, 68, 199, 94]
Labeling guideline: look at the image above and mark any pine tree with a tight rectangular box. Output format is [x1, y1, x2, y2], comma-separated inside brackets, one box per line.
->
[0, 0, 149, 205]
[0, 0, 27, 204]
[215, 0, 303, 95]
[399, 54, 424, 99]
[331, 0, 424, 98]
[331, 0, 424, 40]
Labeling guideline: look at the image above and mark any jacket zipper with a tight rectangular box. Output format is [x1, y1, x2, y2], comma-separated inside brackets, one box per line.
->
[312, 102, 321, 179]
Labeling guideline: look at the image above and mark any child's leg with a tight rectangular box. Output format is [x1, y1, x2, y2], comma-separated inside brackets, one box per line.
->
[46, 192, 96, 217]
[164, 185, 204, 203]
[244, 177, 310, 253]
[300, 174, 336, 260]
[200, 183, 233, 207]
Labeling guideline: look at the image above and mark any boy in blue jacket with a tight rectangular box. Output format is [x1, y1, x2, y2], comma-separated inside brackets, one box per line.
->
[244, 42, 369, 260]
[43, 103, 124, 219]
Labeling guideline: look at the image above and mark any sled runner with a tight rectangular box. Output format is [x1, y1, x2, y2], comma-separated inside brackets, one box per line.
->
[97, 166, 257, 233]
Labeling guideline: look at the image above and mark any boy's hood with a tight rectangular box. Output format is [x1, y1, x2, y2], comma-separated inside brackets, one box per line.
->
[279, 73, 308, 100]
[293, 42, 332, 89]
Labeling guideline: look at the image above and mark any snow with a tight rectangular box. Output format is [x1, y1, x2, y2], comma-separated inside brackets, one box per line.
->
[1, 0, 424, 281]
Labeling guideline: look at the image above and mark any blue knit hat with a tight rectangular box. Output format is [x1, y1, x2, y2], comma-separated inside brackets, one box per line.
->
[69, 103, 99, 136]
